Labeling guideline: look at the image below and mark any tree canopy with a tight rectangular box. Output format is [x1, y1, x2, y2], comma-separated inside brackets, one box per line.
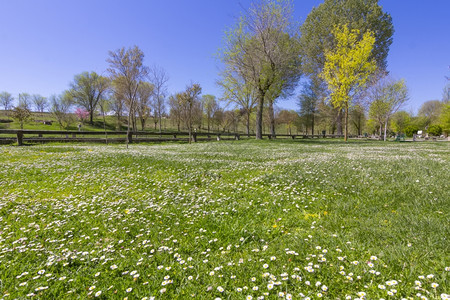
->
[300, 0, 394, 75]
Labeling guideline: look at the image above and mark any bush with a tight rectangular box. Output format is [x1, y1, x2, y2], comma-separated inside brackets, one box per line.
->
[404, 125, 419, 137]
[427, 125, 442, 136]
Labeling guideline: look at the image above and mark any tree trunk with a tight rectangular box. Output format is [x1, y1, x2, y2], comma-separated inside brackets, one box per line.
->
[384, 119, 388, 142]
[246, 111, 250, 137]
[141, 118, 145, 131]
[344, 104, 349, 142]
[269, 100, 276, 137]
[255, 89, 264, 139]
[90, 110, 94, 125]
[158, 113, 162, 133]
[311, 113, 315, 136]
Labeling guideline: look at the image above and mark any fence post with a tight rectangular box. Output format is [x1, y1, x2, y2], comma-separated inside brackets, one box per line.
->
[192, 132, 197, 143]
[235, 134, 240, 140]
[127, 131, 133, 144]
[17, 131, 23, 146]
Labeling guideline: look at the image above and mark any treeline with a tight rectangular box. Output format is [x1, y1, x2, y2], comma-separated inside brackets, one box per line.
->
[1, 0, 449, 139]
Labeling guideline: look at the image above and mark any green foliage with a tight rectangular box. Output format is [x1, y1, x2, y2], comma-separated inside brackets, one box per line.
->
[404, 125, 419, 137]
[11, 106, 32, 129]
[427, 124, 442, 136]
[439, 102, 450, 134]
[320, 24, 377, 141]
[300, 0, 394, 75]
[0, 141, 449, 299]
[321, 25, 376, 111]
[390, 111, 411, 134]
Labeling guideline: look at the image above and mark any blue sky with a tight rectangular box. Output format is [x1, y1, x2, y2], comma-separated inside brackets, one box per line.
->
[0, 0, 449, 114]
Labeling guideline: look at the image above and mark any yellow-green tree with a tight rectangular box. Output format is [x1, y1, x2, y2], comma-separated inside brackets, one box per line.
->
[320, 25, 377, 141]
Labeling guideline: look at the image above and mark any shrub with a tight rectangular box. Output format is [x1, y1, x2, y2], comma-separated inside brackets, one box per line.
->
[427, 124, 442, 136]
[404, 125, 419, 137]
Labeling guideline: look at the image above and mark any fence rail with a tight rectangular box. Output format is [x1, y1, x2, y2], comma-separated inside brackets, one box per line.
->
[0, 129, 352, 145]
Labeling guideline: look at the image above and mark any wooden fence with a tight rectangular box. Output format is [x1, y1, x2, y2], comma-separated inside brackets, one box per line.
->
[0, 129, 351, 145]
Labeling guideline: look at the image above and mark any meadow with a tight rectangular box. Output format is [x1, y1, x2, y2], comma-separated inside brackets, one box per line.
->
[0, 140, 449, 299]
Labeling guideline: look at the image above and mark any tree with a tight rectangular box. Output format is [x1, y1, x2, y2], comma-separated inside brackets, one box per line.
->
[320, 25, 377, 141]
[169, 94, 183, 131]
[32, 94, 48, 113]
[298, 77, 326, 135]
[277, 109, 298, 135]
[390, 111, 411, 134]
[438, 103, 450, 135]
[218, 70, 256, 136]
[75, 107, 89, 123]
[418, 100, 443, 127]
[349, 104, 366, 136]
[18, 93, 32, 111]
[368, 77, 409, 140]
[69, 72, 109, 125]
[136, 81, 154, 131]
[149, 65, 169, 133]
[11, 107, 32, 129]
[107, 46, 149, 148]
[50, 93, 73, 129]
[202, 95, 219, 133]
[0, 92, 14, 112]
[300, 0, 393, 75]
[179, 83, 202, 143]
[219, 0, 302, 139]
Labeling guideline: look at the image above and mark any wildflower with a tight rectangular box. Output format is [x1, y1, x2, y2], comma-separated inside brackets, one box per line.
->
[126, 288, 132, 293]
[263, 264, 269, 269]
[95, 291, 102, 297]
[89, 286, 96, 291]
[217, 286, 224, 292]
[431, 283, 439, 288]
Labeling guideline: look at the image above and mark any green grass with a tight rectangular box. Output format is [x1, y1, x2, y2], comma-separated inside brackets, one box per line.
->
[0, 140, 449, 299]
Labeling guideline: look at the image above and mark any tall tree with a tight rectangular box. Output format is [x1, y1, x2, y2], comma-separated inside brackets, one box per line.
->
[300, 0, 393, 75]
[219, 0, 302, 139]
[32, 94, 48, 113]
[179, 83, 202, 143]
[50, 93, 73, 129]
[390, 111, 411, 134]
[18, 93, 32, 111]
[149, 65, 169, 133]
[320, 25, 377, 141]
[107, 46, 149, 148]
[202, 94, 219, 133]
[218, 70, 256, 136]
[136, 81, 154, 130]
[0, 92, 14, 112]
[298, 77, 326, 135]
[368, 77, 409, 140]
[169, 94, 183, 131]
[69, 71, 109, 125]
[418, 100, 443, 127]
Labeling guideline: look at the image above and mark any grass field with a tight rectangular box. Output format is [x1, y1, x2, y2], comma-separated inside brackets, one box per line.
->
[0, 140, 449, 299]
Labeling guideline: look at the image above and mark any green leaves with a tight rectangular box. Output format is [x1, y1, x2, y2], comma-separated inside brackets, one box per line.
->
[321, 24, 377, 110]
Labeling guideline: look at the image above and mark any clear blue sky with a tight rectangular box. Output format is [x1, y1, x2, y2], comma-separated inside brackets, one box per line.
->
[1, 0, 449, 114]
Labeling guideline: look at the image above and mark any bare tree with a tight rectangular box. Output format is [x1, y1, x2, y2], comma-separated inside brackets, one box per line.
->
[18, 93, 32, 111]
[50, 93, 73, 129]
[107, 46, 149, 148]
[136, 81, 154, 130]
[202, 94, 219, 133]
[149, 65, 169, 132]
[0, 92, 14, 113]
[179, 83, 202, 143]
[32, 94, 48, 113]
